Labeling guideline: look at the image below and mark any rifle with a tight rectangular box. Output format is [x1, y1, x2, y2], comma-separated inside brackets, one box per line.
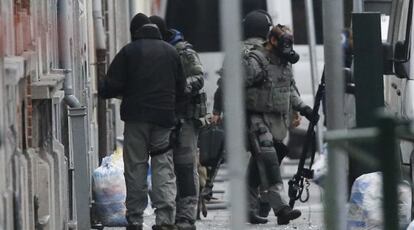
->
[288, 70, 325, 208]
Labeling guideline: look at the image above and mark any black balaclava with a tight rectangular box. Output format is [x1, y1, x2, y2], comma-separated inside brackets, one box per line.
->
[130, 13, 150, 41]
[149, 15, 169, 40]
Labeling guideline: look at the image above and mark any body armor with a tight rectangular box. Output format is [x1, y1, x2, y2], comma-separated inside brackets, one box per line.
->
[245, 49, 296, 114]
[174, 40, 207, 119]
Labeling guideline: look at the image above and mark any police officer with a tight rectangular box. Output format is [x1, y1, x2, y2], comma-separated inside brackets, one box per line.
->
[243, 25, 317, 225]
[212, 10, 275, 224]
[212, 10, 272, 124]
[150, 16, 207, 230]
[99, 13, 185, 230]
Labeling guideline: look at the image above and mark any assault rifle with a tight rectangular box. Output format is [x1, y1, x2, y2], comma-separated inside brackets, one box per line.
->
[288, 70, 325, 208]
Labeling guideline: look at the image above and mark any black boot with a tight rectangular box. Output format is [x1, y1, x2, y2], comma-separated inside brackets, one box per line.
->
[258, 202, 271, 217]
[248, 211, 268, 224]
[176, 222, 196, 230]
[152, 224, 178, 230]
[127, 223, 143, 230]
[176, 219, 196, 230]
[276, 206, 301, 225]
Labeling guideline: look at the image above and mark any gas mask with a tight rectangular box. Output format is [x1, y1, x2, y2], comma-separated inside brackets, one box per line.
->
[277, 33, 300, 64]
[271, 25, 300, 64]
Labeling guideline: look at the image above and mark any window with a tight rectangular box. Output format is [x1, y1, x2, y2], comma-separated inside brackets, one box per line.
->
[291, 0, 323, 44]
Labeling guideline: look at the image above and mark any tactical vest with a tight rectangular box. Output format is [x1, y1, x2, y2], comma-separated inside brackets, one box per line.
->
[175, 41, 207, 119]
[245, 49, 293, 114]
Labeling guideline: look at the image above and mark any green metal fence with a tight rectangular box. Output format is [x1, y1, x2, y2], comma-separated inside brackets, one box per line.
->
[325, 113, 414, 229]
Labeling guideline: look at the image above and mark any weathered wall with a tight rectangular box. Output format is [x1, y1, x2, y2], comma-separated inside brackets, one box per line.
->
[0, 1, 153, 229]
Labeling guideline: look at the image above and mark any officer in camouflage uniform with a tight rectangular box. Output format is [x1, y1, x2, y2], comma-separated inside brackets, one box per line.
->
[212, 10, 272, 124]
[212, 10, 276, 225]
[243, 25, 317, 225]
[150, 16, 207, 230]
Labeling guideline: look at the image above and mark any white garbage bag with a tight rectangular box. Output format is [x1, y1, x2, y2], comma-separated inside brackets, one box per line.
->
[112, 147, 154, 217]
[112, 147, 125, 171]
[347, 172, 412, 230]
[408, 220, 414, 230]
[312, 143, 328, 187]
[92, 155, 128, 226]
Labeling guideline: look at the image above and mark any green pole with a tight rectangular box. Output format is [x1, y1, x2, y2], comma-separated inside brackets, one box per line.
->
[378, 115, 400, 230]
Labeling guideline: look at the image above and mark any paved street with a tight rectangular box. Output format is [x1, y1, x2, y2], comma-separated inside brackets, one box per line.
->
[107, 159, 325, 230]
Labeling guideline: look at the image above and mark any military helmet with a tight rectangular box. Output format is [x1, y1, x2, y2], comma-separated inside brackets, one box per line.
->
[243, 10, 273, 39]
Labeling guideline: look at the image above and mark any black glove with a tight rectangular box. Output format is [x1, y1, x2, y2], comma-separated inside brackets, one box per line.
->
[300, 106, 319, 124]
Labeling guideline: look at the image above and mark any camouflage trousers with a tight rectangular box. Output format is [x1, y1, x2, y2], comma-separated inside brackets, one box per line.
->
[173, 120, 200, 225]
[247, 114, 289, 215]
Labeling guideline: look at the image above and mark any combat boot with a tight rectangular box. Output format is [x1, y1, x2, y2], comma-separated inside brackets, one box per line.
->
[126, 223, 143, 230]
[248, 211, 268, 224]
[276, 206, 301, 225]
[152, 224, 178, 230]
[176, 219, 196, 230]
[258, 202, 271, 217]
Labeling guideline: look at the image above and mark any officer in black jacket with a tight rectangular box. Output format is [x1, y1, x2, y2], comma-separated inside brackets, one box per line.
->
[99, 13, 185, 230]
[149, 16, 206, 230]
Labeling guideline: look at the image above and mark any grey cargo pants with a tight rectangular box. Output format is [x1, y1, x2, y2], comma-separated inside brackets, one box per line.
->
[123, 122, 177, 226]
[173, 120, 200, 224]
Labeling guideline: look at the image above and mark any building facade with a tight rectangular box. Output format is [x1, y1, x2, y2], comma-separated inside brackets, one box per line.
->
[0, 1, 153, 229]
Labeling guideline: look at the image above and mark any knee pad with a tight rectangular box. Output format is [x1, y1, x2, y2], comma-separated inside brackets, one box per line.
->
[175, 164, 197, 197]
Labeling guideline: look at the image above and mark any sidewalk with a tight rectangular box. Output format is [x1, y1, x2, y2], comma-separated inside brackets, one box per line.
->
[108, 159, 325, 230]
[193, 160, 325, 230]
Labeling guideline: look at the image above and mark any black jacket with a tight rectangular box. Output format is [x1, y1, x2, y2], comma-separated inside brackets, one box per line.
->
[99, 25, 185, 127]
[213, 77, 223, 115]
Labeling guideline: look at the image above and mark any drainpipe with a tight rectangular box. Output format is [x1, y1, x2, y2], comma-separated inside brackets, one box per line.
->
[58, 0, 81, 108]
[63, 69, 81, 108]
[93, 0, 106, 50]
[129, 0, 138, 20]
[58, 0, 90, 229]
[93, 0, 109, 161]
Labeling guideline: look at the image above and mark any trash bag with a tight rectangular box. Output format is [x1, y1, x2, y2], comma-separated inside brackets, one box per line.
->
[312, 143, 328, 187]
[92, 155, 128, 226]
[112, 147, 124, 171]
[407, 220, 414, 230]
[347, 172, 412, 230]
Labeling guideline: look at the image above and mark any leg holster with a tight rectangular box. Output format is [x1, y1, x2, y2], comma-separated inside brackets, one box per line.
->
[248, 118, 283, 187]
[175, 163, 197, 197]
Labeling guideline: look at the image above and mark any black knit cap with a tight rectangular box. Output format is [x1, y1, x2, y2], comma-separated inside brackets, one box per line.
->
[130, 13, 150, 35]
[243, 10, 273, 39]
[149, 15, 169, 40]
